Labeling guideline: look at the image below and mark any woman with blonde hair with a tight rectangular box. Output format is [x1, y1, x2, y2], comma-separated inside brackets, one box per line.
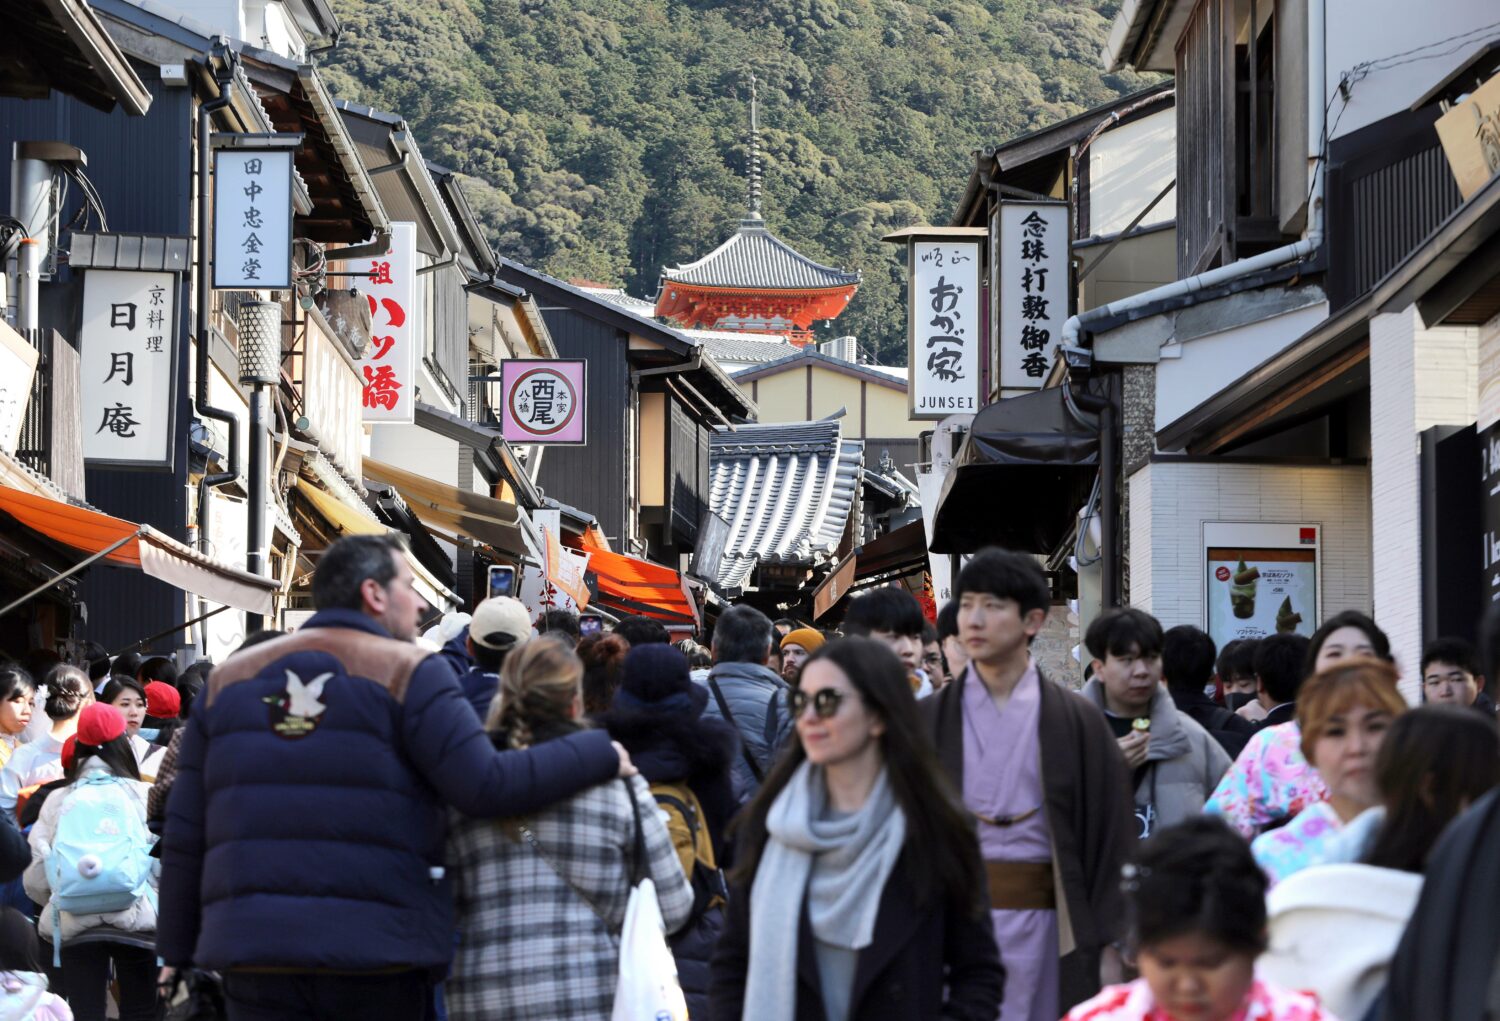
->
[1251, 657, 1407, 885]
[445, 636, 692, 1021]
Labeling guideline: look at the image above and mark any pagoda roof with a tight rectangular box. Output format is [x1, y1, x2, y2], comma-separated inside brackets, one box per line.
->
[662, 219, 860, 291]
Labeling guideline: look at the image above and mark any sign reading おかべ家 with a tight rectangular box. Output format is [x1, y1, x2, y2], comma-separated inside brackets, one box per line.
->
[998, 201, 1069, 390]
[907, 240, 982, 420]
[1202, 522, 1320, 648]
[500, 359, 587, 445]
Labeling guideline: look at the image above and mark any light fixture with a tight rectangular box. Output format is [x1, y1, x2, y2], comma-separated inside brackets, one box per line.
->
[237, 300, 282, 384]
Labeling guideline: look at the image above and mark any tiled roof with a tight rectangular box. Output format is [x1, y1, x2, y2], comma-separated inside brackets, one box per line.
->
[683, 330, 798, 366]
[709, 420, 863, 590]
[578, 287, 659, 318]
[662, 220, 860, 290]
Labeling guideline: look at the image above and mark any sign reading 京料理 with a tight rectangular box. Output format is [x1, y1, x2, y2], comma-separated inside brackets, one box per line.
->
[1202, 522, 1321, 648]
[355, 222, 418, 425]
[998, 201, 1069, 390]
[500, 359, 587, 445]
[80, 269, 178, 469]
[907, 240, 982, 420]
[212, 148, 294, 290]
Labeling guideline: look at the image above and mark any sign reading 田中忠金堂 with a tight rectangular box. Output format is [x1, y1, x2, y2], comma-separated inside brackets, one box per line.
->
[500, 359, 587, 445]
[907, 240, 982, 420]
[998, 201, 1069, 390]
[212, 147, 294, 290]
[79, 269, 179, 469]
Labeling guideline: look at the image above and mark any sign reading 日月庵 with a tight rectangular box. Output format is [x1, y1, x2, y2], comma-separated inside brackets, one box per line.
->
[907, 240, 982, 420]
[499, 359, 588, 445]
[79, 269, 179, 469]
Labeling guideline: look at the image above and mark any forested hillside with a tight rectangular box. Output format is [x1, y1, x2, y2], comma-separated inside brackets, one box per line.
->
[320, 0, 1148, 363]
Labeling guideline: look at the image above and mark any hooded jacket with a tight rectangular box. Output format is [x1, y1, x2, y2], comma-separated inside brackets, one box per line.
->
[1080, 680, 1232, 834]
[696, 661, 792, 804]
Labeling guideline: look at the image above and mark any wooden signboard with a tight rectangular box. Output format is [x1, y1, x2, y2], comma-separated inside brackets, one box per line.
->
[1436, 70, 1500, 200]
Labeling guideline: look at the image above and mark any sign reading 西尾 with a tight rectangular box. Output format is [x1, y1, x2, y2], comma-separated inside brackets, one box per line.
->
[213, 148, 294, 289]
[1202, 522, 1321, 648]
[0, 322, 39, 456]
[500, 359, 587, 445]
[908, 240, 982, 420]
[1436, 70, 1500, 200]
[80, 269, 178, 468]
[355, 222, 418, 425]
[998, 201, 1069, 390]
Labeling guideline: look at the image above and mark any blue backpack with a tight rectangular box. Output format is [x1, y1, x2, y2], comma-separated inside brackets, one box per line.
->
[48, 774, 153, 964]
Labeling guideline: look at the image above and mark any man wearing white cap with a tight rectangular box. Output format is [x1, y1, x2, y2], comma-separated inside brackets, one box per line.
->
[460, 597, 533, 721]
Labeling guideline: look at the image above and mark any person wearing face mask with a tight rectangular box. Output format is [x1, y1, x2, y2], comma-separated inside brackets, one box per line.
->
[1250, 658, 1406, 886]
[1216, 639, 1260, 714]
[1162, 627, 1255, 759]
[1206, 612, 1390, 839]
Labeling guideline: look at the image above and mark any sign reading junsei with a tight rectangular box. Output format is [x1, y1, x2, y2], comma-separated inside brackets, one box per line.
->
[500, 359, 587, 444]
[908, 240, 982, 420]
[998, 201, 1069, 390]
[80, 269, 178, 469]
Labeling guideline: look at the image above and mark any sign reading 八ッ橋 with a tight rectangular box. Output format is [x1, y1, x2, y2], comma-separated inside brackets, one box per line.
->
[79, 269, 179, 469]
[499, 359, 588, 445]
[212, 147, 294, 290]
[998, 201, 1069, 390]
[907, 240, 982, 420]
[354, 222, 418, 425]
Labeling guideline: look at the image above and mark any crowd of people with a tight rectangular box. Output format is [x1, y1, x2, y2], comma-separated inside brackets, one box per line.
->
[0, 533, 1497, 1020]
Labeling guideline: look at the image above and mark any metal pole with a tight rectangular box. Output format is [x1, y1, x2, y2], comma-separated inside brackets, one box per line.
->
[1098, 396, 1118, 609]
[0, 530, 141, 618]
[112, 602, 231, 657]
[246, 382, 270, 632]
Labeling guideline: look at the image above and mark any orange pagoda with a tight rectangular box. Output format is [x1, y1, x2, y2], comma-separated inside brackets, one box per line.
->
[654, 79, 859, 346]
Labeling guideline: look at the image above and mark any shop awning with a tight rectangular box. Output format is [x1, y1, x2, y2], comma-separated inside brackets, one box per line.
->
[810, 520, 930, 620]
[930, 386, 1099, 555]
[581, 547, 698, 629]
[361, 458, 535, 557]
[0, 481, 276, 615]
[293, 480, 460, 612]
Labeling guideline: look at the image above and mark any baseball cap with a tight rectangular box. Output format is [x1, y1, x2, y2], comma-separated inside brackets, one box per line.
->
[469, 597, 533, 651]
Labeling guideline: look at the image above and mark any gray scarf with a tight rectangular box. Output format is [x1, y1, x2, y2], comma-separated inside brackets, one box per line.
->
[742, 761, 906, 1021]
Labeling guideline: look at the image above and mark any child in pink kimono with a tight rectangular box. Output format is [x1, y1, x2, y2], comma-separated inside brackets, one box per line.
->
[1065, 818, 1338, 1021]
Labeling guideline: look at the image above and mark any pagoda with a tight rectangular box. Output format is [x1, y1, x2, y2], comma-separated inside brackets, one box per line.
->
[654, 78, 859, 346]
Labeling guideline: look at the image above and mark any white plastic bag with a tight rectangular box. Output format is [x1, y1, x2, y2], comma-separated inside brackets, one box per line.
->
[612, 876, 689, 1021]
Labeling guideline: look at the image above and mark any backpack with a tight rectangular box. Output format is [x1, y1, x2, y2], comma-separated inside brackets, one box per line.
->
[47, 774, 153, 963]
[651, 782, 728, 1018]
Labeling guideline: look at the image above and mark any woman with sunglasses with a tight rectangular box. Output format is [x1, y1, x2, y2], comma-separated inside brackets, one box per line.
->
[709, 637, 1003, 1021]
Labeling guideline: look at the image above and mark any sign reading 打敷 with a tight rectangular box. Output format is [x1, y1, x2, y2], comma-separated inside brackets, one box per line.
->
[998, 201, 1069, 390]
[79, 269, 179, 469]
[907, 240, 982, 420]
[500, 359, 587, 445]
[355, 223, 418, 425]
[212, 147, 294, 290]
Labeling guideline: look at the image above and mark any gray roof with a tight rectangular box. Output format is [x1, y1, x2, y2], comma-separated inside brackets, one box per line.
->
[686, 331, 799, 366]
[580, 287, 659, 317]
[662, 220, 860, 290]
[709, 420, 863, 590]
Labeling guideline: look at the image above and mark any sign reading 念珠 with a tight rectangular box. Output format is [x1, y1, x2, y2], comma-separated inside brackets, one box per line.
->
[998, 200, 1069, 390]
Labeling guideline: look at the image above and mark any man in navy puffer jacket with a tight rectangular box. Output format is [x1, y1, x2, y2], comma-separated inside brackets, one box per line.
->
[157, 535, 630, 1020]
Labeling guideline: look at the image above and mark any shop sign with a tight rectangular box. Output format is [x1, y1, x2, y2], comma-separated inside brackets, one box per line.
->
[0, 322, 38, 455]
[1435, 70, 1500, 200]
[213, 146, 295, 289]
[353, 223, 418, 425]
[79, 269, 178, 469]
[998, 201, 1069, 390]
[302, 314, 363, 476]
[543, 525, 592, 608]
[907, 240, 982, 420]
[1202, 522, 1320, 647]
[1481, 421, 1500, 603]
[500, 359, 587, 444]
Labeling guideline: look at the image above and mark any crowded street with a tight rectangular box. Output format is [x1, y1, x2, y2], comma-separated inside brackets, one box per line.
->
[3, 0, 1500, 1018]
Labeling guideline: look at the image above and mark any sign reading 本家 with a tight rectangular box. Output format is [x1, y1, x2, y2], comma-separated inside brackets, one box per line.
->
[907, 240, 982, 420]
[356, 222, 418, 425]
[213, 148, 294, 290]
[998, 201, 1068, 390]
[500, 359, 587, 445]
[80, 269, 178, 468]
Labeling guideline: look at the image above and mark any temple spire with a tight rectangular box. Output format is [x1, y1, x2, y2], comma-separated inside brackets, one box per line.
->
[746, 73, 763, 224]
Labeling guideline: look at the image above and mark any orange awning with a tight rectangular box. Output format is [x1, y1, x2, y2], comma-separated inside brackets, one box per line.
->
[0, 481, 277, 615]
[579, 546, 697, 629]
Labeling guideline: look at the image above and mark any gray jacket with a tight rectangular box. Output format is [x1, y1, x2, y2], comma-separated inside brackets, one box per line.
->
[698, 661, 792, 803]
[1080, 680, 1232, 833]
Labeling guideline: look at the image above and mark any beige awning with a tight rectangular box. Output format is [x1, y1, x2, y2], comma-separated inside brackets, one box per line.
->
[361, 458, 532, 557]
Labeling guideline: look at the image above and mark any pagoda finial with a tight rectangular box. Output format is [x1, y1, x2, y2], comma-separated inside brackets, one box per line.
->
[746, 73, 763, 223]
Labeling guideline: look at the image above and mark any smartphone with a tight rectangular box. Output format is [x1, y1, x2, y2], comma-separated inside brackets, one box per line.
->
[487, 564, 517, 600]
[578, 612, 603, 637]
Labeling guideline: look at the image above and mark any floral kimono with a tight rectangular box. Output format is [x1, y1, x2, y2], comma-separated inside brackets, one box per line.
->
[1251, 801, 1345, 887]
[1065, 976, 1339, 1021]
[1205, 722, 1328, 838]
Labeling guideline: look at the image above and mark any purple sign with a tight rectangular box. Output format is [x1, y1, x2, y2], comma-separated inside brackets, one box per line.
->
[500, 359, 587, 445]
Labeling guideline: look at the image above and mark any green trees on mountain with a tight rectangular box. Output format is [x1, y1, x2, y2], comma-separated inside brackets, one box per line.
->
[320, 0, 1147, 363]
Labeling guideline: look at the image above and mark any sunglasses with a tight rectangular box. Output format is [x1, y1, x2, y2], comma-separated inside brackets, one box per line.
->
[787, 687, 847, 719]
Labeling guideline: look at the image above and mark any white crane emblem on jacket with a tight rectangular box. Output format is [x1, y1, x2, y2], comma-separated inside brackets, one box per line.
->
[263, 670, 333, 739]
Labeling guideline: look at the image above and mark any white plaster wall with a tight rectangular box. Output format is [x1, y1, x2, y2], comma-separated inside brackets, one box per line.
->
[1154, 301, 1329, 431]
[1088, 108, 1176, 236]
[1324, 0, 1499, 140]
[1128, 460, 1372, 633]
[369, 424, 461, 489]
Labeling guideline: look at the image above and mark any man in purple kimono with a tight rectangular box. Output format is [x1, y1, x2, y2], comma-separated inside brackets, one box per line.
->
[919, 549, 1135, 1021]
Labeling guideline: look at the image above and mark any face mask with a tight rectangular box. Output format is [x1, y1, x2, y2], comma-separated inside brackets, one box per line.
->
[1226, 692, 1256, 713]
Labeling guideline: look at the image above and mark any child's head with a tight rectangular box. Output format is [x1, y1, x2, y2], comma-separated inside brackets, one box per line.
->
[1127, 817, 1267, 1021]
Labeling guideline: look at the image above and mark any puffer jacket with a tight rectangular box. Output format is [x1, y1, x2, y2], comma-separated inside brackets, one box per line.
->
[157, 609, 621, 974]
[696, 661, 792, 804]
[24, 761, 158, 946]
[0, 972, 71, 1021]
[1080, 680, 1232, 834]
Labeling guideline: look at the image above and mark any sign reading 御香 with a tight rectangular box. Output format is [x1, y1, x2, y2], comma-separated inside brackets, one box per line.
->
[500, 359, 588, 445]
[998, 201, 1069, 390]
[80, 269, 179, 469]
[907, 240, 982, 420]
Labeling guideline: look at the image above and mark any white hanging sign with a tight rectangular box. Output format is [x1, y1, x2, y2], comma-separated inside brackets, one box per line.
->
[79, 269, 179, 469]
[354, 222, 418, 425]
[908, 240, 982, 420]
[998, 201, 1069, 389]
[0, 322, 38, 455]
[213, 148, 295, 289]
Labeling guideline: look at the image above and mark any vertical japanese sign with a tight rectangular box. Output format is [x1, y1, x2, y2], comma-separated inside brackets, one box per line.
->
[213, 148, 294, 289]
[999, 201, 1069, 390]
[357, 222, 418, 424]
[500, 359, 587, 444]
[79, 269, 178, 468]
[0, 322, 38, 455]
[907, 240, 982, 420]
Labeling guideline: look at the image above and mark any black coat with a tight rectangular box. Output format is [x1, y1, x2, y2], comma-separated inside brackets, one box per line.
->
[708, 852, 1004, 1021]
[1168, 687, 1255, 759]
[0, 812, 27, 884]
